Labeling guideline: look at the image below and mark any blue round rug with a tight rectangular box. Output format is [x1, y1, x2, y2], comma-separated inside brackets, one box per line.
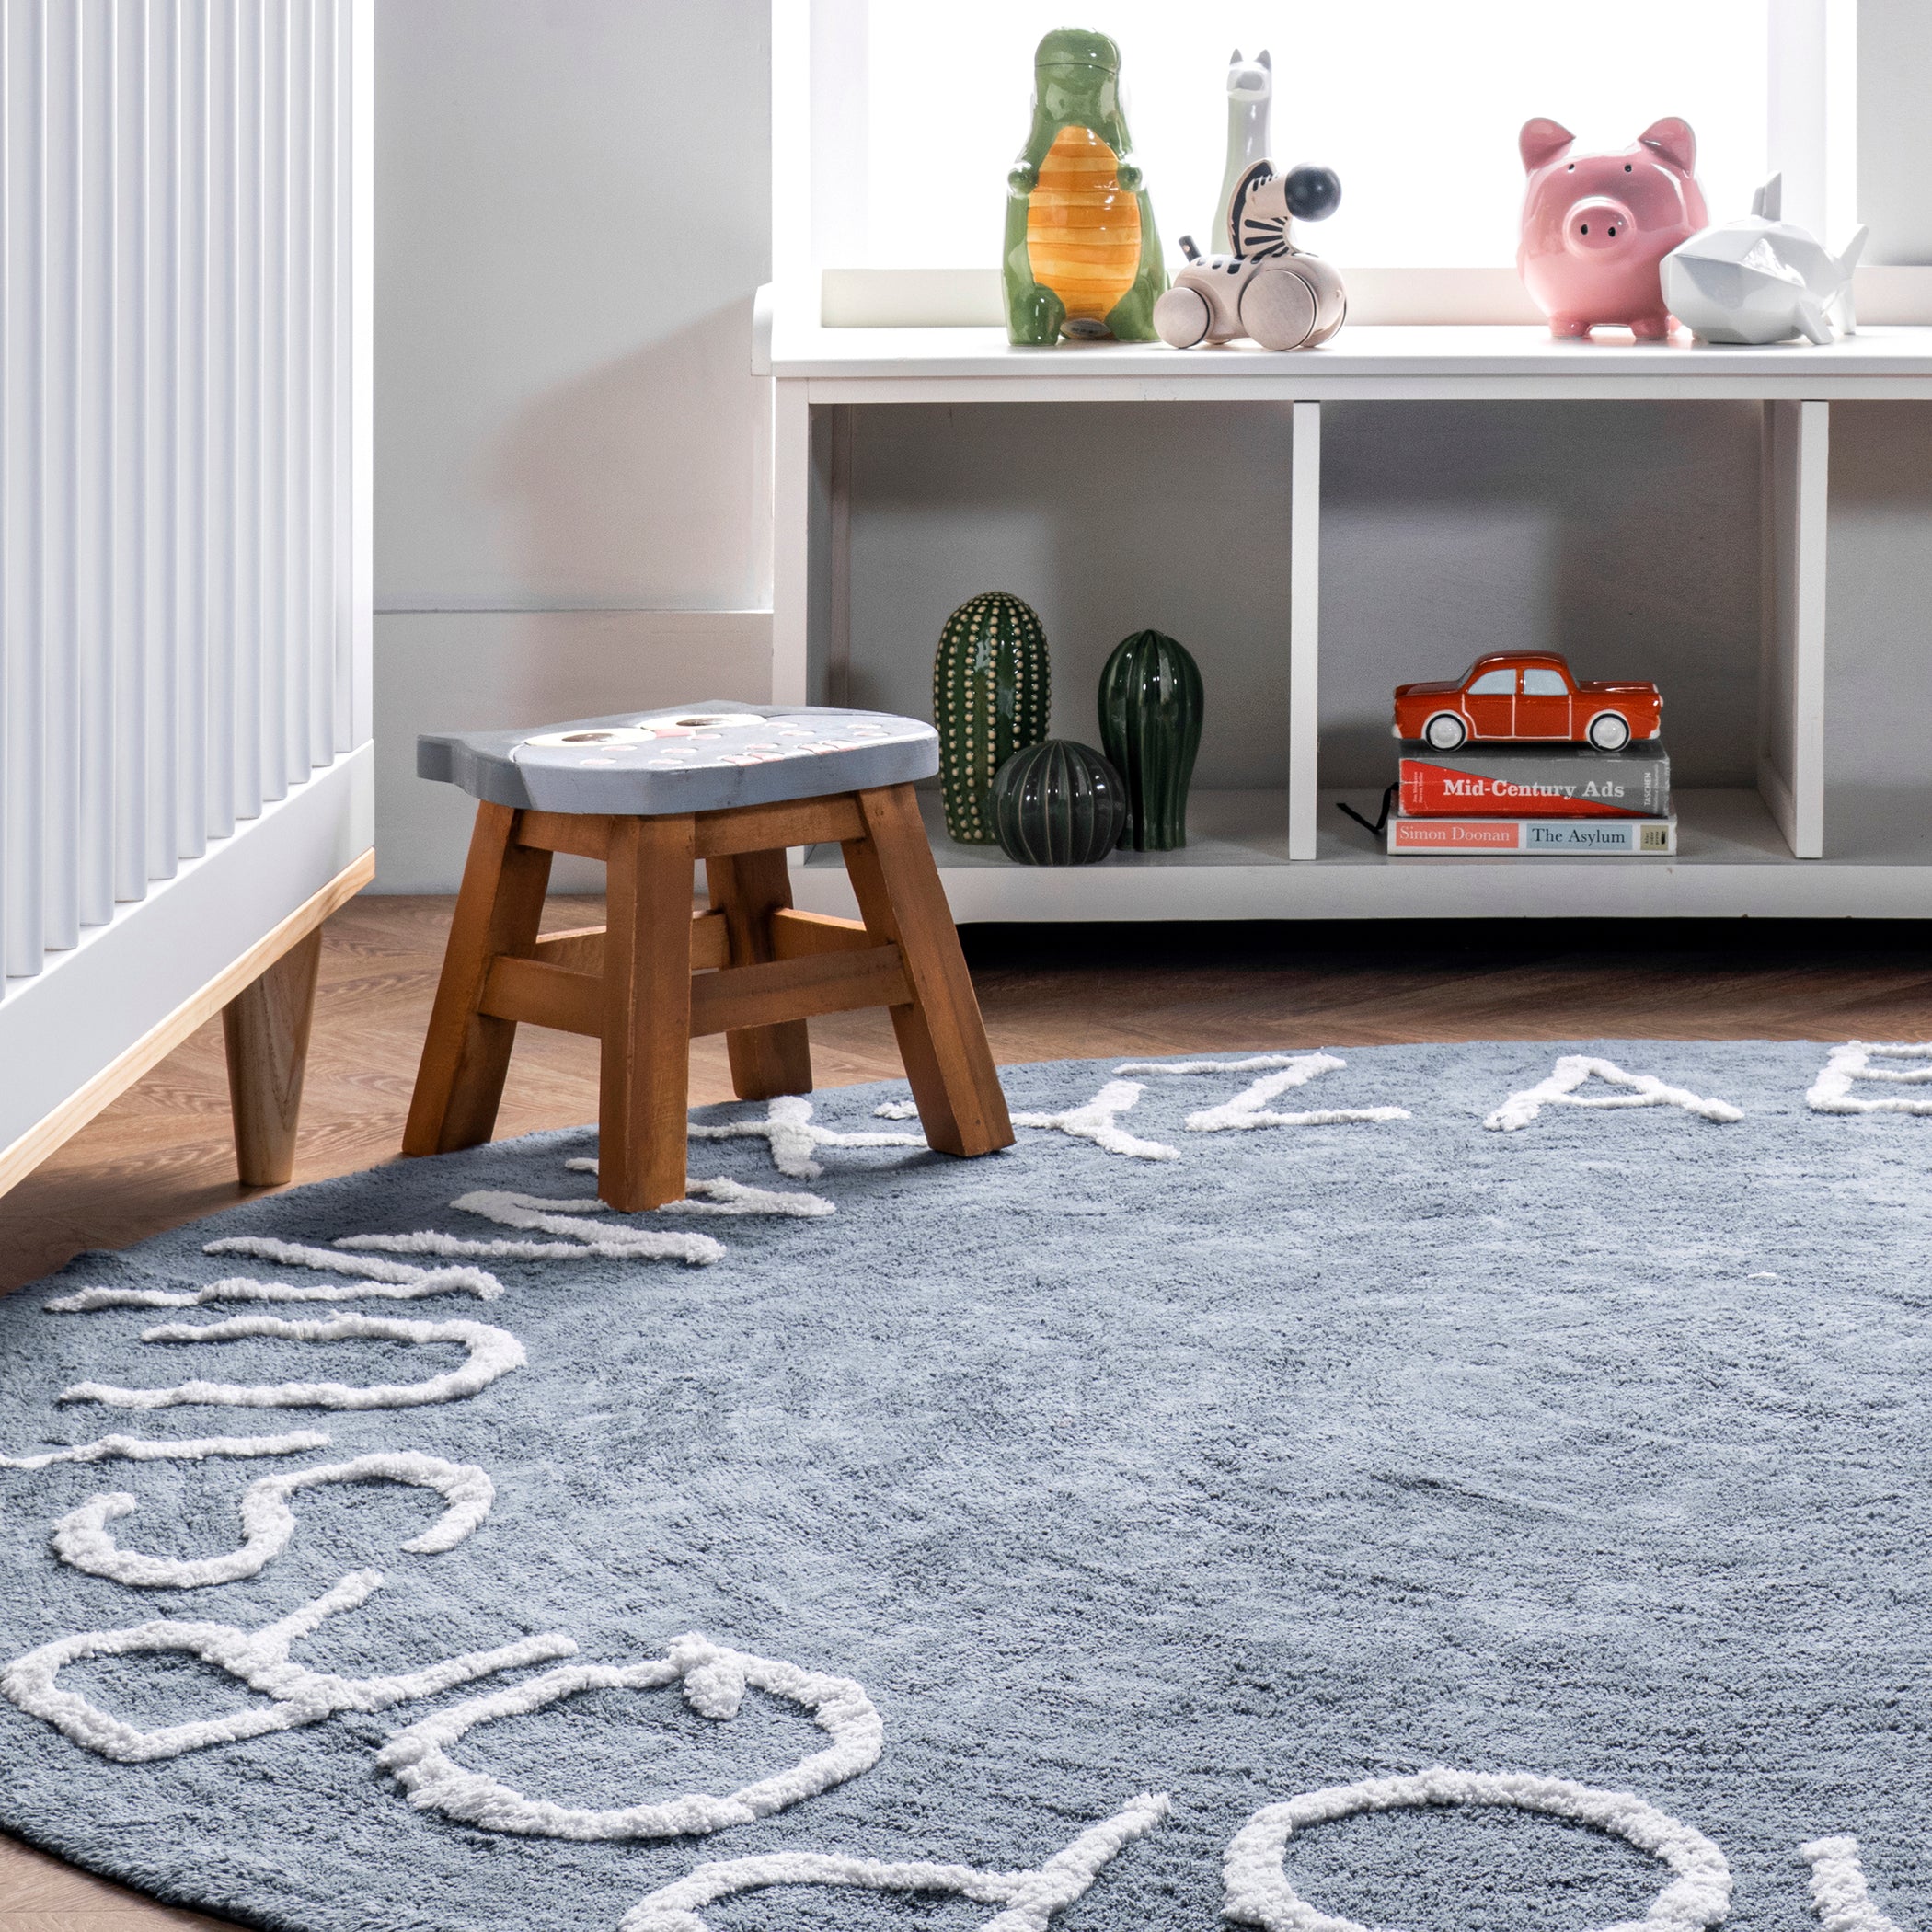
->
[1, 1041, 1929, 1932]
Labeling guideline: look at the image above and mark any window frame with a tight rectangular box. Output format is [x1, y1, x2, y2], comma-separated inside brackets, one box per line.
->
[772, 0, 1868, 327]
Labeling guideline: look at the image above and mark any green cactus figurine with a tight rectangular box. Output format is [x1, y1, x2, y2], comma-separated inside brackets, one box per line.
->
[1004, 29, 1166, 346]
[1098, 628, 1203, 850]
[933, 592, 1052, 845]
[989, 740, 1129, 865]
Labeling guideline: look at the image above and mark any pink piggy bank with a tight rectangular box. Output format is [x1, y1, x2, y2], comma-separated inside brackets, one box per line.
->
[1517, 118, 1708, 339]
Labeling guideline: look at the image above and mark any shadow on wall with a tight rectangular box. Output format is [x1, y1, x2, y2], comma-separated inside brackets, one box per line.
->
[1322, 401, 1765, 789]
[1823, 402, 1932, 857]
[486, 302, 769, 608]
[841, 398, 1764, 795]
[845, 402, 1295, 790]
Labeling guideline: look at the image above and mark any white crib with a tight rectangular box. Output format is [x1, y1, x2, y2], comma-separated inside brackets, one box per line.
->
[0, 0, 374, 1194]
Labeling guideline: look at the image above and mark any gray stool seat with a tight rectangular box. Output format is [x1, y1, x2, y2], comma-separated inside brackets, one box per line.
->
[405, 696, 1011, 1215]
[418, 699, 937, 817]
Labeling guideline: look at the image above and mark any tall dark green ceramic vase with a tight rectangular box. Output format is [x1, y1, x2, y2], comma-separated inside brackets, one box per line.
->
[1098, 628, 1203, 850]
[933, 592, 1052, 845]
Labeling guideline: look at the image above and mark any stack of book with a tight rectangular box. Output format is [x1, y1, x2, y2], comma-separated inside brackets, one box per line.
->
[1386, 742, 1675, 855]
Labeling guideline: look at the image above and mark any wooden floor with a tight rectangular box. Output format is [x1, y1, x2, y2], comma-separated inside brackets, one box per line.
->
[4, 894, 1930, 1925]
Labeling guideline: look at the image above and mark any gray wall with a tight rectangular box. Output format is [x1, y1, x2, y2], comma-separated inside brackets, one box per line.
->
[374, 0, 772, 890]
[1825, 405, 1932, 860]
[845, 401, 1765, 795]
[1321, 404, 1765, 791]
[845, 404, 1294, 790]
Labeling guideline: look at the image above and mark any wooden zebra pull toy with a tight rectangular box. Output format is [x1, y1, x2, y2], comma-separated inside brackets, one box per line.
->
[1156, 160, 1345, 351]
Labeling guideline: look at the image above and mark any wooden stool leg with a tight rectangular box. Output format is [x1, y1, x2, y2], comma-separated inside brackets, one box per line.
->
[842, 784, 1014, 1156]
[403, 802, 553, 1156]
[600, 814, 697, 1211]
[223, 928, 323, 1187]
[707, 847, 813, 1099]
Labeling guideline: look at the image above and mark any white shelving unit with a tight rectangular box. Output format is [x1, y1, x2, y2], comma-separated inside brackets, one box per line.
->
[758, 284, 1932, 921]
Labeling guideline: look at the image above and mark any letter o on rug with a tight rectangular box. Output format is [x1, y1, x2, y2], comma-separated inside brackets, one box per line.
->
[374, 1633, 883, 1839]
[1221, 1766, 1732, 1932]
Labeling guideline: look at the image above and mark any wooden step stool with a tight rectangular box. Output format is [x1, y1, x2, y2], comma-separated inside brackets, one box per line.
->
[403, 702, 1014, 1210]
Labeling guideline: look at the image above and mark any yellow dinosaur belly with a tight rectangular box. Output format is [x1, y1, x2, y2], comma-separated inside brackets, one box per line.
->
[1026, 125, 1142, 330]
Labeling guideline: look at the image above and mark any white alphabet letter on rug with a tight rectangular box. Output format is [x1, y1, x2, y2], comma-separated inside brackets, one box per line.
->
[376, 1633, 882, 1839]
[337, 1195, 726, 1267]
[0, 1569, 575, 1762]
[206, 1236, 508, 1297]
[1485, 1056, 1743, 1133]
[686, 1095, 925, 1179]
[1800, 1836, 1906, 1932]
[1222, 1766, 1731, 1932]
[1807, 1042, 1932, 1116]
[0, 1430, 329, 1471]
[563, 1160, 834, 1218]
[1118, 1054, 1411, 1133]
[1012, 1080, 1179, 1161]
[52, 1450, 493, 1588]
[58, 1311, 525, 1411]
[50, 1245, 505, 1311]
[621, 1791, 1170, 1932]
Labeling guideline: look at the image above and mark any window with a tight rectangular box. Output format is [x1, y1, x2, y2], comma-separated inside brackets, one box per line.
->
[849, 0, 1770, 269]
[1469, 669, 1518, 696]
[1523, 668, 1570, 695]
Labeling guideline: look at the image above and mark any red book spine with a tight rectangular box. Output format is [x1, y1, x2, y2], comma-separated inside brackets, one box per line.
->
[1399, 759, 1654, 818]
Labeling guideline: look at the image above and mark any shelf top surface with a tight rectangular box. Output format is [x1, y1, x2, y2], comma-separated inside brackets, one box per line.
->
[767, 314, 1932, 391]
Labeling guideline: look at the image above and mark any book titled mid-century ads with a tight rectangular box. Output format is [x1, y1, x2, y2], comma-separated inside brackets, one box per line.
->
[1398, 742, 1670, 820]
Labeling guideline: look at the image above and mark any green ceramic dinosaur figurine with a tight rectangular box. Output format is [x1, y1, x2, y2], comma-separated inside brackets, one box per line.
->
[1003, 29, 1166, 346]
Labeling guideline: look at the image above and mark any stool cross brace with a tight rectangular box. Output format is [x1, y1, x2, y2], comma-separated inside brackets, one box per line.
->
[403, 784, 1014, 1210]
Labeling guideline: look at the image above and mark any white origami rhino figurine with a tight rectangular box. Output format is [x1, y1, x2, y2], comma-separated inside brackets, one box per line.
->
[1661, 176, 1867, 346]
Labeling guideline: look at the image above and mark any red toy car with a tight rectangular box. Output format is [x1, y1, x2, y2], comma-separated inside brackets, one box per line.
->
[1392, 652, 1662, 752]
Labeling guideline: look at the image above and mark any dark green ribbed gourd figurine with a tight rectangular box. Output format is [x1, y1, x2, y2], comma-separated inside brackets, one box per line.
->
[989, 740, 1128, 865]
[933, 592, 1052, 845]
[1098, 628, 1203, 850]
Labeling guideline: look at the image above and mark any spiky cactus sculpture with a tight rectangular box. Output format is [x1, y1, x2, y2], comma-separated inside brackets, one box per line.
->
[933, 592, 1052, 845]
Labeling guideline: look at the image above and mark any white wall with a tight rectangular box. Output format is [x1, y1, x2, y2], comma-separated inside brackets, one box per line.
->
[1858, 0, 1932, 264]
[374, 0, 772, 890]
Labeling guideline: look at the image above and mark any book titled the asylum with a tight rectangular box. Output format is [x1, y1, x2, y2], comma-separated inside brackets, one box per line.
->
[1387, 814, 1677, 856]
[1399, 742, 1669, 820]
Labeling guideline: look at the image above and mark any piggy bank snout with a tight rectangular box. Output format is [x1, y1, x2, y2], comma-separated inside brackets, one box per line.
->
[1563, 197, 1636, 255]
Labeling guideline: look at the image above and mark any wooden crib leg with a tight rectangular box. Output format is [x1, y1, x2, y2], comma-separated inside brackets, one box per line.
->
[223, 928, 323, 1187]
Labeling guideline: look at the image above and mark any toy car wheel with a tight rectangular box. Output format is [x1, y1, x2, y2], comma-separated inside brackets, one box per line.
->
[1153, 285, 1212, 350]
[1423, 712, 1467, 751]
[1586, 711, 1631, 751]
[1238, 268, 1318, 351]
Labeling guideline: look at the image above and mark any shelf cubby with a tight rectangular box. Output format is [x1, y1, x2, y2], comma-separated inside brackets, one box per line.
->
[765, 289, 1932, 920]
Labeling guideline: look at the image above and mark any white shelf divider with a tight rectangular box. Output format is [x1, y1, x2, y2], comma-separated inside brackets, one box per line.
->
[1758, 398, 1830, 858]
[1288, 402, 1321, 862]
